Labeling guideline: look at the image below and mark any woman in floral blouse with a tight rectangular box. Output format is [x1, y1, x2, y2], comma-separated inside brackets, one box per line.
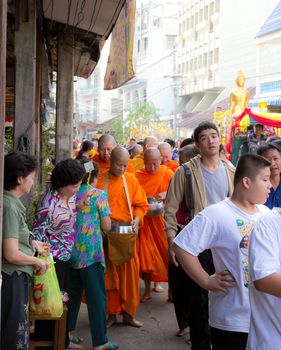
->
[32, 158, 85, 349]
[68, 160, 119, 350]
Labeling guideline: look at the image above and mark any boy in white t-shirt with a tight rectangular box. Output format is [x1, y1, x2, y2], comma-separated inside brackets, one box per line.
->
[248, 209, 281, 350]
[173, 154, 271, 350]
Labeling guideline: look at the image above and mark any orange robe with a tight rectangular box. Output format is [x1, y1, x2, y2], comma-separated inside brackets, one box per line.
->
[136, 165, 174, 282]
[166, 159, 179, 172]
[93, 153, 135, 177]
[97, 172, 148, 317]
[132, 153, 144, 171]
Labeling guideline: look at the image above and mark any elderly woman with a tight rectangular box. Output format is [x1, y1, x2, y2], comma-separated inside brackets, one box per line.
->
[32, 158, 85, 349]
[258, 140, 281, 209]
[1, 152, 49, 350]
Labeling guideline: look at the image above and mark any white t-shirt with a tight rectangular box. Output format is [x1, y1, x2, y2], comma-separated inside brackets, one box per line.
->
[174, 198, 269, 333]
[248, 210, 281, 350]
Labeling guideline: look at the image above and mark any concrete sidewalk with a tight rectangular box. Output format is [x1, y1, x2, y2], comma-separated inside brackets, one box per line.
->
[75, 283, 191, 350]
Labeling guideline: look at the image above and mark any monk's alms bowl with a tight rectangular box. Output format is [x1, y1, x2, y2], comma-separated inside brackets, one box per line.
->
[147, 197, 164, 216]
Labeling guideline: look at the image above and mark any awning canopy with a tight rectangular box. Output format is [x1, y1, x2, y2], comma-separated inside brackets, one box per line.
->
[42, 0, 126, 78]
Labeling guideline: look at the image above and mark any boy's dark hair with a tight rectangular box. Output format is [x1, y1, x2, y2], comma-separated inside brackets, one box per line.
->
[51, 159, 86, 190]
[234, 154, 271, 187]
[193, 121, 219, 143]
[80, 160, 99, 184]
[164, 138, 176, 148]
[180, 138, 194, 148]
[4, 152, 38, 190]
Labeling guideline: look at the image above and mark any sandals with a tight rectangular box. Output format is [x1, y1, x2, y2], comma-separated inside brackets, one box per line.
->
[69, 335, 84, 344]
[96, 341, 119, 349]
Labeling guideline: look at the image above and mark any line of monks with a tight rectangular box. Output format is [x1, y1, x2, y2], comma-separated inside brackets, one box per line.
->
[88, 134, 179, 328]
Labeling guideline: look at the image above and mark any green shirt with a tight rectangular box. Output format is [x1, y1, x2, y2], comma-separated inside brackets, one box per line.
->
[2, 190, 34, 276]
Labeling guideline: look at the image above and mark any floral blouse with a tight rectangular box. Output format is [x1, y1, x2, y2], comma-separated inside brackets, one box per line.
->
[71, 185, 111, 269]
[32, 188, 77, 261]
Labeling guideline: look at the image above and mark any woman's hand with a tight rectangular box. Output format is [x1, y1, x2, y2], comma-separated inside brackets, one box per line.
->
[34, 258, 49, 275]
[32, 240, 50, 256]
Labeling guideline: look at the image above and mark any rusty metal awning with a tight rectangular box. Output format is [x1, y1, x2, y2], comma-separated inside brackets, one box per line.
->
[42, 0, 126, 78]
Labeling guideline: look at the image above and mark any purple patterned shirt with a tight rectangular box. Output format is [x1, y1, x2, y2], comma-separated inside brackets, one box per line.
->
[32, 188, 77, 261]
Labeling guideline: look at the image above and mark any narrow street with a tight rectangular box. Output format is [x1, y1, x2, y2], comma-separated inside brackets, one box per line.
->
[75, 283, 191, 350]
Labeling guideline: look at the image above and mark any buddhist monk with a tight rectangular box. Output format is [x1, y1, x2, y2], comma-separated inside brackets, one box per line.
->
[96, 146, 149, 328]
[130, 144, 143, 159]
[158, 142, 179, 172]
[136, 148, 174, 301]
[132, 136, 159, 171]
[93, 134, 135, 176]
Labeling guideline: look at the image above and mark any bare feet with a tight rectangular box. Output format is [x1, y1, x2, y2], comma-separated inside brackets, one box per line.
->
[106, 314, 117, 328]
[123, 313, 143, 328]
[153, 282, 164, 293]
[140, 291, 151, 302]
[176, 327, 189, 337]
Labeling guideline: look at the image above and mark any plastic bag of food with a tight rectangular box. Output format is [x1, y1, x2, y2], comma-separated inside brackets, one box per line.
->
[29, 254, 63, 318]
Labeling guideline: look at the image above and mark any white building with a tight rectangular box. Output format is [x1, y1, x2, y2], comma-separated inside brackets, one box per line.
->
[251, 1, 281, 113]
[177, 0, 279, 134]
[120, 0, 182, 130]
[73, 39, 123, 140]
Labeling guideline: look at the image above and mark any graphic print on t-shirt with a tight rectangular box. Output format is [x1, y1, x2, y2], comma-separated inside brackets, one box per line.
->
[236, 219, 254, 288]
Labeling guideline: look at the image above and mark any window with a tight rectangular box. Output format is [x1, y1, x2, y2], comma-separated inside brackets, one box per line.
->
[144, 37, 148, 50]
[137, 39, 140, 53]
[214, 48, 219, 64]
[126, 93, 131, 109]
[190, 58, 194, 71]
[194, 57, 198, 70]
[215, 0, 220, 13]
[260, 80, 281, 94]
[199, 9, 203, 22]
[143, 88, 147, 101]
[186, 18, 190, 30]
[210, 2, 214, 16]
[186, 61, 189, 72]
[209, 51, 214, 65]
[204, 6, 208, 20]
[198, 55, 202, 69]
[203, 53, 208, 67]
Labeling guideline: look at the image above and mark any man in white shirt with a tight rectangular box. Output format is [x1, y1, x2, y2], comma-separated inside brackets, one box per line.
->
[248, 208, 281, 350]
[173, 154, 271, 350]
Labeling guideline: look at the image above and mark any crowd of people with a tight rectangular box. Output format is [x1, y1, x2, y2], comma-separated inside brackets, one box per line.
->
[2, 121, 281, 350]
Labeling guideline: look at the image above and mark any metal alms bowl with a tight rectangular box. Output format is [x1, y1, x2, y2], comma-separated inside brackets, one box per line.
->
[111, 221, 133, 234]
[147, 197, 164, 216]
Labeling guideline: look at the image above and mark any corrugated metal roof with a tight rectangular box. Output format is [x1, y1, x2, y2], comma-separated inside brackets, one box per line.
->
[256, 1, 281, 38]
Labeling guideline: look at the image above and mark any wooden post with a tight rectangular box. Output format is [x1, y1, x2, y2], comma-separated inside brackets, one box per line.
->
[56, 32, 74, 162]
[0, 0, 7, 327]
[14, 0, 37, 154]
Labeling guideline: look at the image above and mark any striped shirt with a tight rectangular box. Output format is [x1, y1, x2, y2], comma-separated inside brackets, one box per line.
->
[32, 188, 77, 261]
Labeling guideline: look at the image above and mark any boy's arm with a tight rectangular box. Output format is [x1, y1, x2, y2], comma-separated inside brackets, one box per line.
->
[254, 273, 281, 297]
[173, 244, 235, 293]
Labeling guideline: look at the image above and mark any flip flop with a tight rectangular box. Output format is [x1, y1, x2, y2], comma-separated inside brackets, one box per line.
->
[70, 336, 84, 344]
[97, 341, 119, 349]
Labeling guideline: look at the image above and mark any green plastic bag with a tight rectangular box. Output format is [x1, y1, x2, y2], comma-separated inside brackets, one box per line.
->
[29, 254, 63, 318]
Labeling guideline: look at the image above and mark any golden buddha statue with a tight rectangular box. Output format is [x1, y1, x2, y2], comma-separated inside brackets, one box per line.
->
[229, 70, 250, 115]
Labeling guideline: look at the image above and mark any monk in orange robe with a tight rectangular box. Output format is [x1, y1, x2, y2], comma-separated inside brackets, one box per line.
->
[93, 134, 135, 176]
[158, 142, 179, 172]
[136, 148, 174, 301]
[96, 146, 148, 328]
[132, 136, 159, 170]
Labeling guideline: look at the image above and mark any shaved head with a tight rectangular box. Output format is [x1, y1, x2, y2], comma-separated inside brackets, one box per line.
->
[98, 134, 117, 162]
[131, 144, 143, 158]
[109, 146, 130, 177]
[144, 148, 161, 173]
[158, 142, 172, 165]
[143, 136, 159, 150]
